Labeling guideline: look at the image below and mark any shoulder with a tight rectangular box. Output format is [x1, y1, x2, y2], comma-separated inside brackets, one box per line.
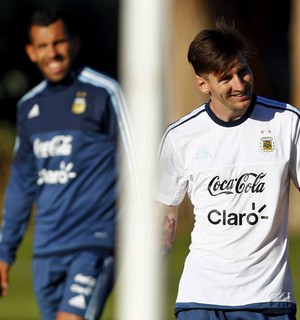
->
[163, 103, 207, 137]
[77, 67, 129, 117]
[17, 80, 47, 107]
[255, 95, 300, 117]
[77, 67, 122, 94]
[159, 103, 207, 154]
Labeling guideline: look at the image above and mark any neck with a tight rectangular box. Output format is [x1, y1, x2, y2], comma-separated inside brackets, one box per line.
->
[210, 101, 250, 122]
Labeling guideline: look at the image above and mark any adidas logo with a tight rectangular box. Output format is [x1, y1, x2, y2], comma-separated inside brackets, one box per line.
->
[28, 104, 40, 119]
[195, 146, 212, 160]
[68, 294, 87, 310]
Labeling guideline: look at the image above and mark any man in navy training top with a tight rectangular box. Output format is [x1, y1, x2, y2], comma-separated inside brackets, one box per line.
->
[0, 7, 132, 320]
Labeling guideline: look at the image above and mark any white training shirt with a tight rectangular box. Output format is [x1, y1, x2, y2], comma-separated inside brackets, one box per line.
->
[157, 95, 299, 314]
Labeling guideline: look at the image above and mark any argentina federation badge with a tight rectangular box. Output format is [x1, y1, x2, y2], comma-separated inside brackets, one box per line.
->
[259, 135, 275, 153]
[72, 92, 87, 114]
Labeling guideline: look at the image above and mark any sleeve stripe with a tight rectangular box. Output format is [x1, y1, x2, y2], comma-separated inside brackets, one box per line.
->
[79, 67, 138, 195]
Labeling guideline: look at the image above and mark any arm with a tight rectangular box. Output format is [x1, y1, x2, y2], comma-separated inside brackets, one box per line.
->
[0, 105, 36, 267]
[160, 203, 179, 258]
[0, 261, 10, 297]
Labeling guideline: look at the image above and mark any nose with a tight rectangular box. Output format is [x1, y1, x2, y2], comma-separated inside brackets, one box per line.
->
[47, 44, 59, 58]
[232, 74, 245, 91]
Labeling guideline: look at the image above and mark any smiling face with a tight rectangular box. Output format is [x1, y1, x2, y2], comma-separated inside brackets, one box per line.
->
[25, 19, 80, 83]
[195, 54, 254, 122]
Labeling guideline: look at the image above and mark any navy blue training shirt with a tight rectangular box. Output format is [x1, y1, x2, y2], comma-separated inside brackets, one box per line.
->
[0, 67, 132, 263]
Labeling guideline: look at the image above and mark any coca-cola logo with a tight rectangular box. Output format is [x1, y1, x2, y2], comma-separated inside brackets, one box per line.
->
[34, 135, 73, 158]
[208, 172, 266, 196]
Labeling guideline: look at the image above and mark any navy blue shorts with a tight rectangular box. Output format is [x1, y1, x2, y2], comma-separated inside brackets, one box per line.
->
[176, 309, 296, 320]
[32, 251, 114, 320]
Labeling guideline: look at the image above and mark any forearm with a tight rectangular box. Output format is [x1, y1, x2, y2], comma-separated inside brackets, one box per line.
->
[160, 204, 179, 258]
[0, 261, 10, 297]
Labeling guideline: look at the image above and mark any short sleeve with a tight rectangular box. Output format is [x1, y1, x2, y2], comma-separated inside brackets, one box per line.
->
[156, 130, 188, 205]
[289, 112, 300, 188]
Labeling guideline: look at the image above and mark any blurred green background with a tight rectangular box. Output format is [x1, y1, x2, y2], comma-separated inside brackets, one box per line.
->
[0, 123, 299, 320]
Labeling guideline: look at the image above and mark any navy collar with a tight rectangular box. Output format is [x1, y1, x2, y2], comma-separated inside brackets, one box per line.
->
[205, 94, 256, 127]
[45, 69, 80, 92]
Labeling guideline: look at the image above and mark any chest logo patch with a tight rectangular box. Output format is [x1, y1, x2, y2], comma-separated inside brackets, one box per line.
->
[72, 91, 87, 114]
[259, 134, 275, 153]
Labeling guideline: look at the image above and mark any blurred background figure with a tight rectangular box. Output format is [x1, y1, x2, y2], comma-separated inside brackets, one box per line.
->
[0, 5, 132, 320]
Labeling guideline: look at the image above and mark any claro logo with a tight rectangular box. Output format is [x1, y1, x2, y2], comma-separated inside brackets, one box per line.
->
[208, 203, 268, 226]
[208, 172, 266, 196]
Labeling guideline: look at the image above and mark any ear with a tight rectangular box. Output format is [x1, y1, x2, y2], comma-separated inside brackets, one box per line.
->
[25, 44, 37, 63]
[195, 75, 210, 94]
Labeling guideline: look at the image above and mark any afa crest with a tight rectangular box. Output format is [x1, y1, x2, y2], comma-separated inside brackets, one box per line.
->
[259, 136, 275, 153]
[72, 92, 87, 114]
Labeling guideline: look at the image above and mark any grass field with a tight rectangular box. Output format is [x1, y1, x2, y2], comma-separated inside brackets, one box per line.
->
[0, 226, 299, 320]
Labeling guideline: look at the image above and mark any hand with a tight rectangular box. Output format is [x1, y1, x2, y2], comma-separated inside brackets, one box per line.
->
[0, 261, 10, 297]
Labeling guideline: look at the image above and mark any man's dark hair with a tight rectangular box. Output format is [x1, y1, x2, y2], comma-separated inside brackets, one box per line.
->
[187, 19, 251, 77]
[27, 7, 76, 42]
